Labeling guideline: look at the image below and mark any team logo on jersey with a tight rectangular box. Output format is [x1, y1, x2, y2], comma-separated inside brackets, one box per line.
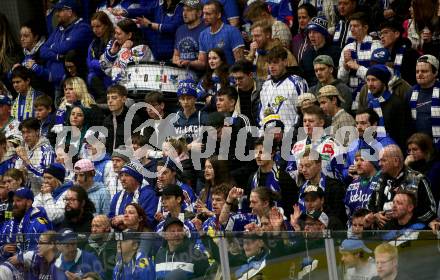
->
[139, 258, 149, 268]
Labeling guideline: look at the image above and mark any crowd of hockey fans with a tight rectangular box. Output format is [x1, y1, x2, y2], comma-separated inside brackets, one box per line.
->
[0, 0, 439, 278]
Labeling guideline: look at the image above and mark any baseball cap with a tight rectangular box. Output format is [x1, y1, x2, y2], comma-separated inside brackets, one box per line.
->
[0, 95, 11, 106]
[313, 55, 334, 67]
[371, 48, 391, 65]
[339, 239, 372, 253]
[161, 184, 184, 197]
[301, 210, 329, 227]
[177, 79, 198, 98]
[418, 54, 439, 70]
[120, 162, 144, 184]
[44, 163, 66, 183]
[318, 85, 345, 103]
[112, 145, 132, 162]
[74, 158, 95, 173]
[14, 187, 34, 201]
[300, 184, 324, 199]
[297, 93, 317, 107]
[163, 216, 184, 231]
[54, 0, 79, 12]
[307, 16, 329, 37]
[157, 157, 178, 172]
[57, 228, 77, 242]
[182, 0, 202, 9]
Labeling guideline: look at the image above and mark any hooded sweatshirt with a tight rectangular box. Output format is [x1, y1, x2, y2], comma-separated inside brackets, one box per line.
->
[87, 181, 111, 215]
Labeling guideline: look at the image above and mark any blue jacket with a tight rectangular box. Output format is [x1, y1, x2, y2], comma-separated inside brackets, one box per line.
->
[0, 206, 52, 261]
[142, 1, 184, 61]
[113, 251, 155, 280]
[109, 185, 159, 226]
[87, 38, 112, 91]
[50, 249, 104, 280]
[38, 18, 93, 85]
[92, 154, 112, 184]
[173, 110, 208, 144]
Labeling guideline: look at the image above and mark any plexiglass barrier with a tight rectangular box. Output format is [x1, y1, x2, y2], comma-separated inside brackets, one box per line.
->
[1, 230, 439, 279]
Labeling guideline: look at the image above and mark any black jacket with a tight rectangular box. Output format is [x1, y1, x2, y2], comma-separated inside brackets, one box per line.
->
[103, 106, 144, 153]
[368, 167, 437, 224]
[300, 43, 341, 87]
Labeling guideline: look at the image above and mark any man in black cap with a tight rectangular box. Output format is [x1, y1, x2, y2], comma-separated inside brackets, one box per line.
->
[155, 216, 209, 279]
[359, 64, 410, 149]
[155, 184, 196, 233]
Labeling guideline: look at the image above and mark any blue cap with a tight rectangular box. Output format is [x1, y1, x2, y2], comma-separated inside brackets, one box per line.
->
[158, 157, 178, 171]
[57, 228, 77, 242]
[14, 187, 34, 201]
[0, 95, 11, 106]
[307, 16, 329, 36]
[177, 79, 198, 98]
[339, 239, 372, 253]
[371, 48, 391, 64]
[120, 162, 144, 184]
[366, 64, 391, 84]
[54, 0, 79, 12]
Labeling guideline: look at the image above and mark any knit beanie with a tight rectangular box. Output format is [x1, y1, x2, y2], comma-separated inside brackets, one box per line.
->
[44, 163, 66, 183]
[366, 64, 391, 85]
[120, 162, 144, 184]
[307, 16, 329, 36]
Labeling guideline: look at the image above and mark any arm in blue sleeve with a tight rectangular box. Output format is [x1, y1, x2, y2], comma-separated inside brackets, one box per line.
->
[40, 35, 58, 61]
[126, 0, 157, 18]
[55, 25, 93, 55]
[159, 6, 184, 33]
[108, 193, 118, 218]
[141, 191, 159, 226]
[31, 63, 51, 82]
[230, 27, 245, 50]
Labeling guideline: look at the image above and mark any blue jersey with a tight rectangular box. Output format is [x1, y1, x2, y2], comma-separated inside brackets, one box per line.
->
[113, 252, 155, 280]
[225, 213, 259, 231]
[201, 0, 239, 22]
[344, 175, 380, 222]
[0, 157, 16, 176]
[199, 24, 245, 65]
[0, 207, 52, 261]
[173, 110, 208, 144]
[50, 249, 104, 280]
[109, 185, 159, 226]
[174, 23, 206, 61]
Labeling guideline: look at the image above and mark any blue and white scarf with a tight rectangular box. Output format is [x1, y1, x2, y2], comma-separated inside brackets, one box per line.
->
[367, 89, 392, 137]
[348, 40, 373, 89]
[392, 45, 406, 78]
[333, 20, 354, 48]
[250, 164, 281, 193]
[410, 82, 440, 140]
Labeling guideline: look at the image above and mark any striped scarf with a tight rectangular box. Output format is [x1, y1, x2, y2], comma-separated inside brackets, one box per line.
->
[250, 164, 281, 193]
[367, 90, 392, 137]
[410, 83, 440, 139]
[333, 19, 354, 48]
[392, 45, 406, 78]
[348, 40, 373, 89]
[11, 89, 37, 122]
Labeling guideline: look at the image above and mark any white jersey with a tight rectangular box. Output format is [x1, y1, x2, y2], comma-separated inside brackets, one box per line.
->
[260, 74, 308, 129]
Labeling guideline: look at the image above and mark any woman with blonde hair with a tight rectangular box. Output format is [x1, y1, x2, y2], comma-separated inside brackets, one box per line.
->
[52, 77, 103, 133]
